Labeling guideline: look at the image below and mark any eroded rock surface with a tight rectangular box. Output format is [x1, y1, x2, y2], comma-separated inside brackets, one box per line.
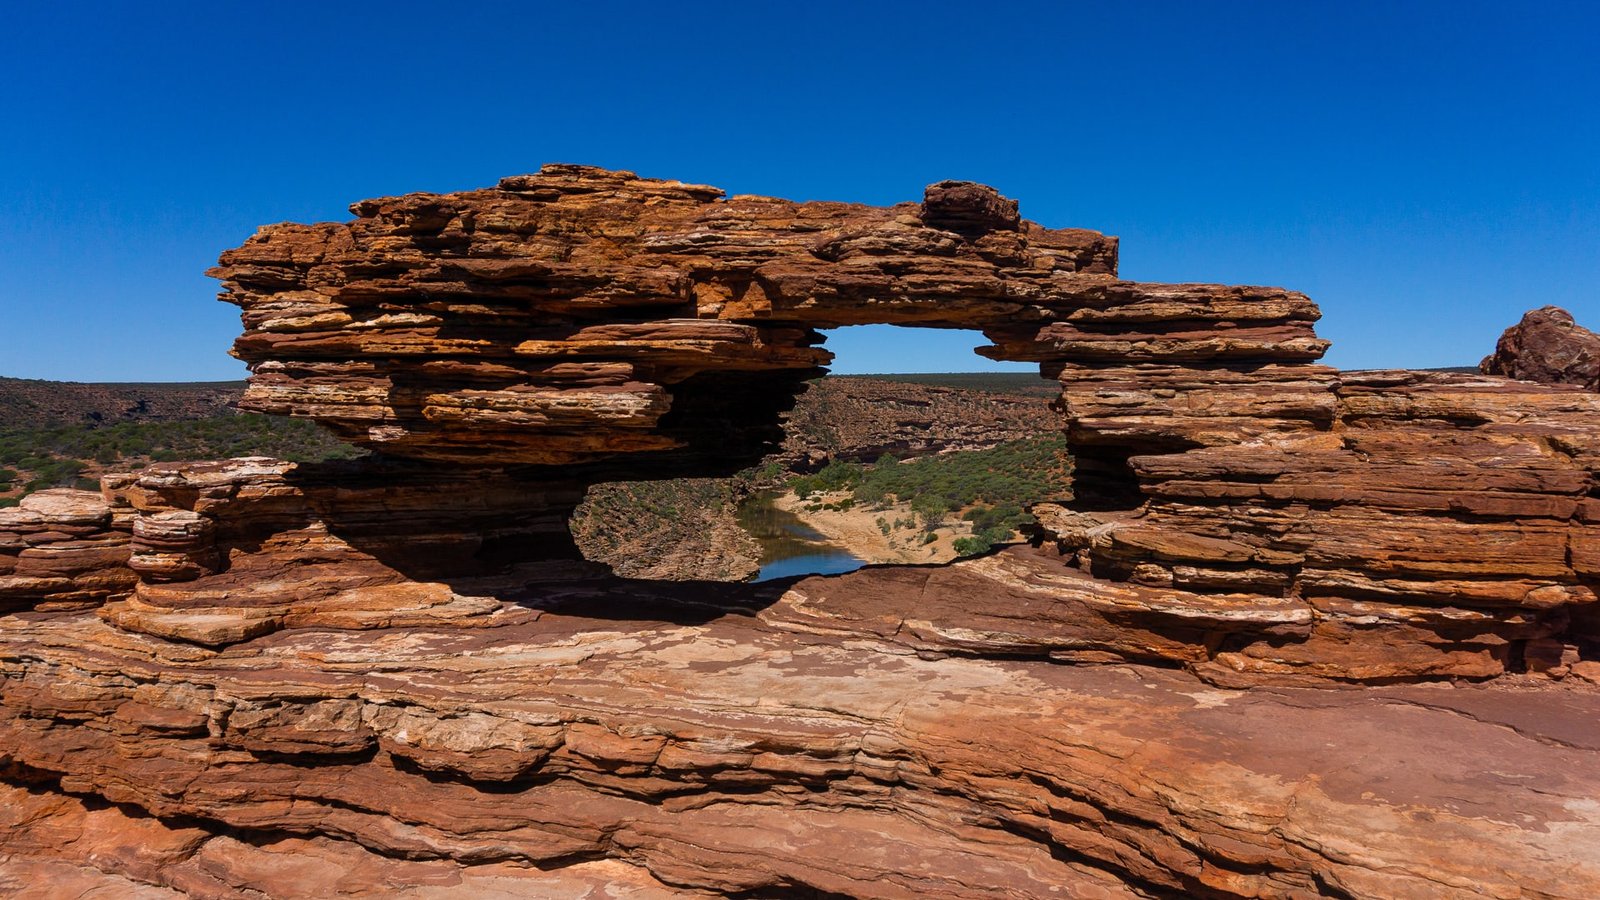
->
[1036, 369, 1600, 685]
[209, 164, 1303, 471]
[0, 489, 134, 613]
[2, 167, 1597, 896]
[4, 588, 1598, 898]
[1481, 305, 1600, 391]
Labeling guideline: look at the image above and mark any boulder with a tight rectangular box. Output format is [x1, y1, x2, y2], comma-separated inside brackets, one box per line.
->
[1481, 304, 1600, 390]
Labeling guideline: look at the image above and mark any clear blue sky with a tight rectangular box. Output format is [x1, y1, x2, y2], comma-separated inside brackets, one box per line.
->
[2, 1, 1596, 381]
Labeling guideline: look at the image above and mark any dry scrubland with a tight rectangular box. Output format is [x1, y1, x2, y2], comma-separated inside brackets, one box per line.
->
[575, 377, 1066, 579]
[0, 374, 1065, 576]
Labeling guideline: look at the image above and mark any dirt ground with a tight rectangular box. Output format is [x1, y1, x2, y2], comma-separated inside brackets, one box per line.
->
[773, 491, 973, 565]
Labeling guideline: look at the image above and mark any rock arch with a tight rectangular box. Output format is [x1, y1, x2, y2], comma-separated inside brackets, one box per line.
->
[4, 163, 1592, 681]
[3, 165, 1599, 896]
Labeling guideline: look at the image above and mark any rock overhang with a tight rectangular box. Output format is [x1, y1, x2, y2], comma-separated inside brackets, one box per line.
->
[210, 163, 1321, 468]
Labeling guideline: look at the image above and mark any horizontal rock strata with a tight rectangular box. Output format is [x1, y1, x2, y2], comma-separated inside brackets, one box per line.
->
[3, 590, 1597, 898]
[0, 781, 690, 898]
[1037, 370, 1600, 684]
[3, 582, 1600, 890]
[198, 165, 1600, 685]
[98, 457, 590, 646]
[3, 167, 1598, 895]
[0, 489, 135, 613]
[211, 164, 1316, 471]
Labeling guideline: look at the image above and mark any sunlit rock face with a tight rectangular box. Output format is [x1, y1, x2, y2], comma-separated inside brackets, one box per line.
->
[0, 489, 135, 612]
[1481, 304, 1600, 391]
[210, 163, 1321, 469]
[203, 164, 1599, 682]
[1, 167, 1597, 897]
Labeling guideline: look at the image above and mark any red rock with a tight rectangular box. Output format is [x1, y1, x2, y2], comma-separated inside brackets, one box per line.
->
[1, 603, 1597, 897]
[2, 166, 1598, 894]
[0, 489, 135, 612]
[1481, 305, 1600, 390]
[209, 165, 1274, 468]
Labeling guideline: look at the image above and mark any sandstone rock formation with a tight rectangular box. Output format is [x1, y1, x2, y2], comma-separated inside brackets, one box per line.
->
[1, 166, 1596, 896]
[1481, 304, 1600, 390]
[199, 163, 1599, 685]
[0, 488, 134, 613]
[208, 165, 1123, 470]
[5, 591, 1597, 898]
[1038, 369, 1600, 684]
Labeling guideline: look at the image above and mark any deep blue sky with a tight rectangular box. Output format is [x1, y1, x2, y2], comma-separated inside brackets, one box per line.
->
[3, 1, 1596, 381]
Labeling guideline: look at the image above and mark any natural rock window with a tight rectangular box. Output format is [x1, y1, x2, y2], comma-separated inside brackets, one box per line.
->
[3, 166, 1597, 896]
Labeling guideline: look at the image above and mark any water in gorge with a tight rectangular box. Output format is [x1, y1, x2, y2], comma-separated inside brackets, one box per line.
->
[735, 491, 865, 582]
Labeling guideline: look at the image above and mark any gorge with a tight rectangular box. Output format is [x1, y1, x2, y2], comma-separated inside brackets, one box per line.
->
[1, 165, 1596, 898]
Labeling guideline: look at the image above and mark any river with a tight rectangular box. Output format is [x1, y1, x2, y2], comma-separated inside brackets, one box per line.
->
[735, 491, 866, 582]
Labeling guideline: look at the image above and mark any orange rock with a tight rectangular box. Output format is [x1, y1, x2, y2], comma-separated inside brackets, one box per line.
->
[3, 166, 1599, 894]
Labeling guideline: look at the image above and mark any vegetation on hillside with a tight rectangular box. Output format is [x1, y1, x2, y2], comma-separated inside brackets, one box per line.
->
[0, 414, 360, 505]
[775, 376, 1058, 464]
[788, 436, 1072, 556]
[571, 474, 766, 581]
[0, 374, 1070, 574]
[840, 372, 1058, 396]
[0, 375, 244, 429]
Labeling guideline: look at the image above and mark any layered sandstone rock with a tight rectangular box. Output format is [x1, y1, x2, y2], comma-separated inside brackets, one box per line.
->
[210, 164, 1311, 473]
[0, 781, 689, 898]
[3, 594, 1598, 898]
[0, 488, 135, 613]
[1034, 369, 1600, 684]
[2, 167, 1598, 896]
[199, 164, 1598, 686]
[96, 457, 589, 646]
[1481, 304, 1600, 390]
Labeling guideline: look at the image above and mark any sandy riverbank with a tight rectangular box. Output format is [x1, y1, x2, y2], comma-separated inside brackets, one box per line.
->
[772, 491, 977, 565]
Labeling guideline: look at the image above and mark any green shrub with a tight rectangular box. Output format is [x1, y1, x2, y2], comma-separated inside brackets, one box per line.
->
[792, 437, 1069, 537]
[911, 494, 950, 528]
[953, 536, 991, 556]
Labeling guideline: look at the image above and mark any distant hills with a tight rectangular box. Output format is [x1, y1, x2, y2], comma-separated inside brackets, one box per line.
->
[0, 373, 1063, 431]
[835, 372, 1060, 396]
[0, 376, 245, 429]
[0, 373, 1060, 503]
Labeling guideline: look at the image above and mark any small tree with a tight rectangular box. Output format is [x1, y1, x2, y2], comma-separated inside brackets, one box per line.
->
[911, 494, 949, 529]
[953, 536, 990, 557]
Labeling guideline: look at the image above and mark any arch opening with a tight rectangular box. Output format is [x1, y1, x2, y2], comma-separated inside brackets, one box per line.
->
[571, 324, 1069, 583]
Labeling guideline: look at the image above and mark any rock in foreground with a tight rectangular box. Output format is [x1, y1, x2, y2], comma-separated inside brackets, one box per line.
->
[3, 572, 1598, 897]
